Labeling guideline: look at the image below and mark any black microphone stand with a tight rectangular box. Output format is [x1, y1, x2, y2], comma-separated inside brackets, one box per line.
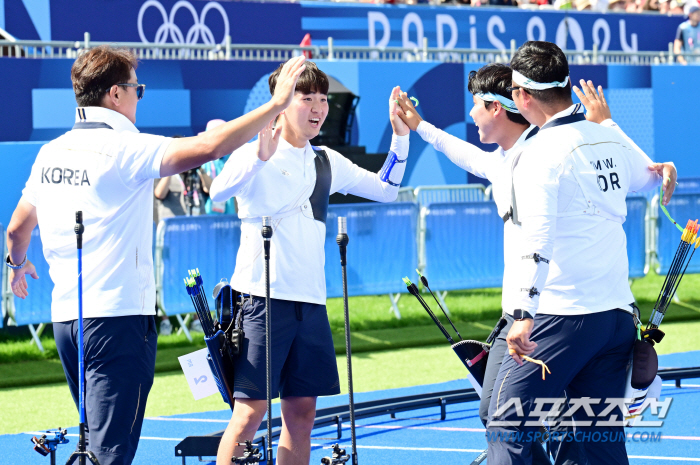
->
[338, 217, 357, 465]
[262, 216, 274, 464]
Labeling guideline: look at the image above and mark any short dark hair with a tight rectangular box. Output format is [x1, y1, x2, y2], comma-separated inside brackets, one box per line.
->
[510, 41, 572, 105]
[268, 60, 329, 96]
[71, 46, 138, 107]
[467, 63, 529, 126]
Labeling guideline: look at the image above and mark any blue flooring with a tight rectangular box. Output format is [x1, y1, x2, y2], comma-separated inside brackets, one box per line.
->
[3, 351, 699, 464]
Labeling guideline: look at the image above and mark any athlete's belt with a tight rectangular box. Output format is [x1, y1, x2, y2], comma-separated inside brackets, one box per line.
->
[240, 200, 314, 224]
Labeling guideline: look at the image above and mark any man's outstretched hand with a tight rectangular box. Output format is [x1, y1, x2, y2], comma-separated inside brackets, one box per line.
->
[389, 86, 410, 136]
[573, 79, 611, 124]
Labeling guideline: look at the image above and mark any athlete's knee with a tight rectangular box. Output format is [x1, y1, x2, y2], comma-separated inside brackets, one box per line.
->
[231, 398, 267, 430]
[281, 397, 317, 434]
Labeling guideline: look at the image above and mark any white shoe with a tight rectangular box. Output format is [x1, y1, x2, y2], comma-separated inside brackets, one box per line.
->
[190, 319, 203, 333]
[159, 319, 172, 336]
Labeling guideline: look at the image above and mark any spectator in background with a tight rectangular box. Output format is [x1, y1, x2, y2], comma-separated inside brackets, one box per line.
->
[641, 0, 660, 10]
[609, 0, 627, 10]
[200, 119, 237, 215]
[670, 0, 686, 14]
[675, 5, 700, 64]
[659, 0, 670, 13]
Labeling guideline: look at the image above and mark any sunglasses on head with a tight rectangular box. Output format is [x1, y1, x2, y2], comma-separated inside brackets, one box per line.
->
[115, 83, 146, 100]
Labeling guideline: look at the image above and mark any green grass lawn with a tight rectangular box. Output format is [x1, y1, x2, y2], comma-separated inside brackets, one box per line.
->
[1, 318, 699, 435]
[2, 271, 700, 433]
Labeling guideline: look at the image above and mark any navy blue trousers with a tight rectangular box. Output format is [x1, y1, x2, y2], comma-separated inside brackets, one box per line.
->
[54, 315, 157, 465]
[480, 314, 554, 465]
[487, 310, 636, 465]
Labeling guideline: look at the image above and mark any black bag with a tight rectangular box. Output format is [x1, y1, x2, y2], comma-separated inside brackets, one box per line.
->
[451, 340, 490, 387]
[631, 329, 665, 390]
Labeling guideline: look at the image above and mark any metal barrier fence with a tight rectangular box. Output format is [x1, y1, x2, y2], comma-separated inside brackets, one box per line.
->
[156, 215, 242, 341]
[656, 193, 700, 275]
[325, 203, 419, 319]
[0, 223, 4, 329]
[675, 178, 700, 195]
[414, 184, 487, 207]
[625, 196, 649, 279]
[0, 35, 693, 65]
[5, 184, 699, 343]
[3, 227, 53, 349]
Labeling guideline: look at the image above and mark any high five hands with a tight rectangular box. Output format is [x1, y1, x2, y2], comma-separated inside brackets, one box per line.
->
[393, 87, 423, 132]
[389, 86, 410, 136]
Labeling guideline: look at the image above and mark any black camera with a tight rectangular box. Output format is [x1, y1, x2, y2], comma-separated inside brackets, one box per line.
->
[180, 168, 203, 216]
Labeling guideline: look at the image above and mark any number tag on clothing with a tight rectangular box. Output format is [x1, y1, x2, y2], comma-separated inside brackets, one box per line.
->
[211, 200, 227, 213]
[178, 348, 219, 400]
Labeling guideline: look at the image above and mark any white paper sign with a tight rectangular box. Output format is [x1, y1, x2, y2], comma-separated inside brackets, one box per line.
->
[178, 348, 219, 400]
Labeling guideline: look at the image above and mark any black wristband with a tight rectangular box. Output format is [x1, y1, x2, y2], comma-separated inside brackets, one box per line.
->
[513, 309, 533, 321]
[5, 254, 27, 270]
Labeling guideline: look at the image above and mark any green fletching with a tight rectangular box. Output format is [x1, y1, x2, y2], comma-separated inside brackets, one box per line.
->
[416, 269, 423, 278]
[402, 277, 412, 286]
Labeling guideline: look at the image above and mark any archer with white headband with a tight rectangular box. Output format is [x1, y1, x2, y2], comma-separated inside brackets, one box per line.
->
[487, 40, 678, 465]
[396, 62, 647, 465]
[511, 69, 570, 91]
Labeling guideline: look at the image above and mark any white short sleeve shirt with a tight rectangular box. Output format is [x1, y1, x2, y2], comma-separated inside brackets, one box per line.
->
[21, 107, 171, 322]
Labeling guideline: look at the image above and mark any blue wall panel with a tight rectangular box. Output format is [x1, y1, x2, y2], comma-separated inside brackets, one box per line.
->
[653, 66, 700, 178]
[606, 88, 655, 159]
[0, 142, 44, 227]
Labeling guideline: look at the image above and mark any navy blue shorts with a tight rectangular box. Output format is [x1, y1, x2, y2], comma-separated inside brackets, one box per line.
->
[232, 296, 340, 400]
[54, 315, 157, 465]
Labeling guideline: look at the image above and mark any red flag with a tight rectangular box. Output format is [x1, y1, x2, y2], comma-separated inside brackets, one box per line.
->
[300, 33, 312, 59]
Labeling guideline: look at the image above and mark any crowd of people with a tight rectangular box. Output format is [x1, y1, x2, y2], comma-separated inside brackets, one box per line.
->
[369, 0, 699, 13]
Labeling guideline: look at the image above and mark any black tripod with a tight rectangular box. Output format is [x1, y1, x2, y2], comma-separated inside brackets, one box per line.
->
[324, 217, 357, 465]
[66, 212, 100, 465]
[262, 216, 274, 464]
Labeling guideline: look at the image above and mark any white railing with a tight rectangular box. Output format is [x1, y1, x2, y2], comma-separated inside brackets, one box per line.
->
[0, 33, 696, 65]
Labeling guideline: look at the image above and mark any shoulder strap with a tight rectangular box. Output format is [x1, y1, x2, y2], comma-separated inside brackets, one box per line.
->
[309, 147, 333, 224]
[72, 122, 113, 130]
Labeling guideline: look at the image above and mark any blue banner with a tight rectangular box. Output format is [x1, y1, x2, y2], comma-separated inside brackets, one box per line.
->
[301, 4, 683, 52]
[2, 0, 683, 52]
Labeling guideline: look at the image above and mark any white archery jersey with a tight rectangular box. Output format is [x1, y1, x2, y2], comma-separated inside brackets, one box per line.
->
[21, 107, 171, 322]
[416, 121, 538, 314]
[513, 105, 662, 316]
[210, 134, 409, 305]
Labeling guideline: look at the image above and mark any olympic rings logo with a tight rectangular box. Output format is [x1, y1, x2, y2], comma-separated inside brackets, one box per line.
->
[138, 0, 230, 45]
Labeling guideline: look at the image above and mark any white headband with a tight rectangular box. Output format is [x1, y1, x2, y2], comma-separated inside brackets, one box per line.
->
[475, 92, 520, 114]
[512, 69, 570, 90]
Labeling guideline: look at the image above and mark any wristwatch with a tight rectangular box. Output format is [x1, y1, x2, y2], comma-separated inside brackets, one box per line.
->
[5, 254, 27, 270]
[513, 309, 533, 321]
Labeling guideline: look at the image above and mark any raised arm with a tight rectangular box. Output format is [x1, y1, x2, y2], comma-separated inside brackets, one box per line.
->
[159, 56, 306, 177]
[334, 87, 410, 203]
[395, 89, 495, 180]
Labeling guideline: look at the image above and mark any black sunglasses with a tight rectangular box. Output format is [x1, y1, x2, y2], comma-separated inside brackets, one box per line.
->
[506, 85, 529, 94]
[115, 83, 146, 100]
